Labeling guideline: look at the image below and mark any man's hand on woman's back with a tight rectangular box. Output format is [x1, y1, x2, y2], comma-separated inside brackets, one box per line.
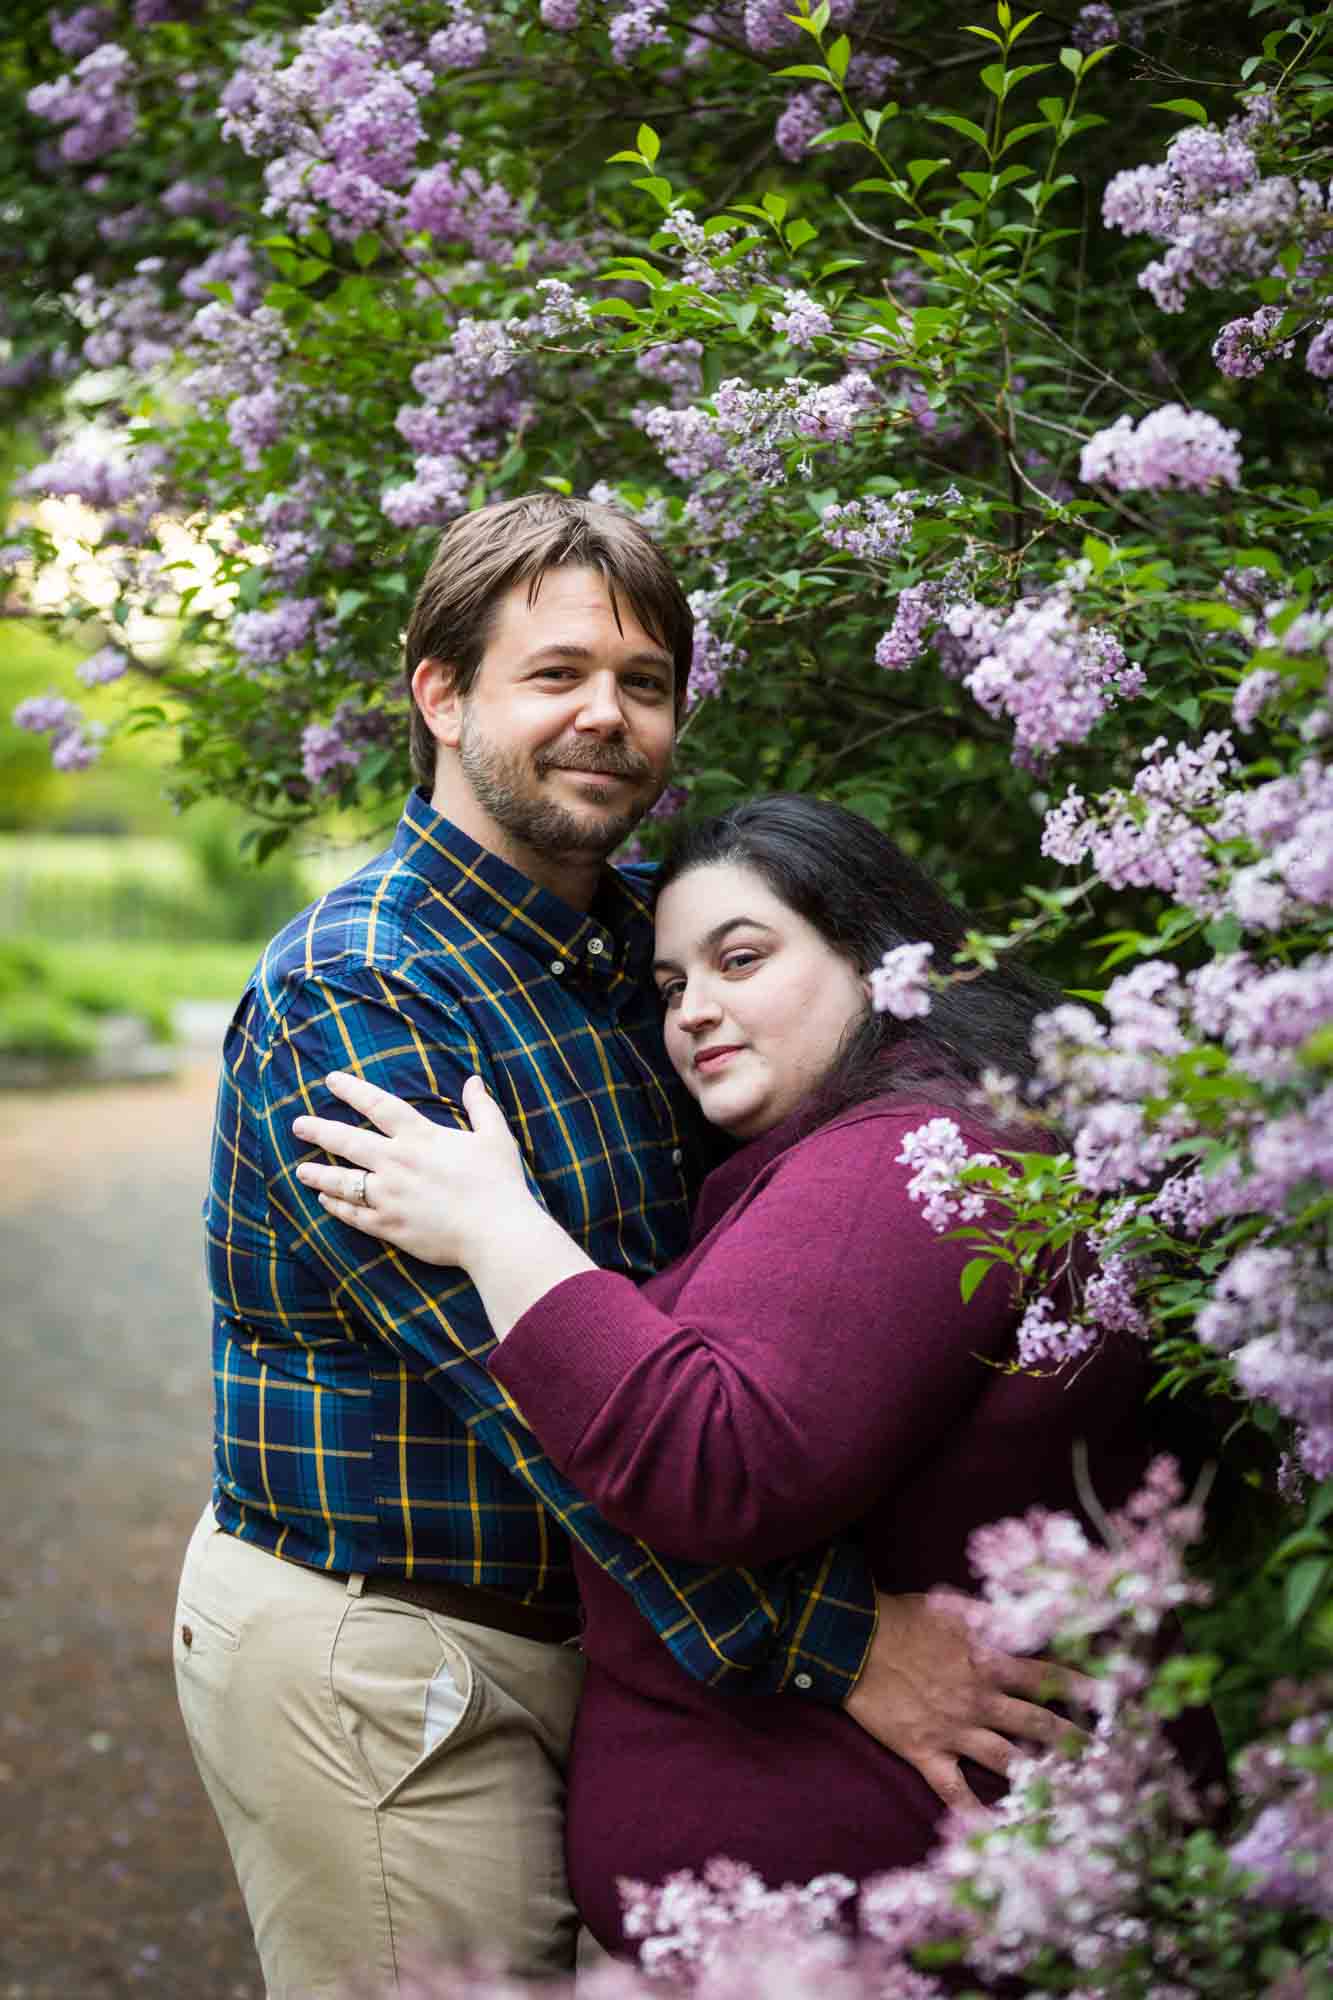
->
[843, 1592, 1093, 1812]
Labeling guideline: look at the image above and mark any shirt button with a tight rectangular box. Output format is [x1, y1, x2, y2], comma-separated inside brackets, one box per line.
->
[671, 1147, 683, 1166]
[550, 960, 565, 976]
[793, 1672, 813, 1691]
[587, 936, 606, 957]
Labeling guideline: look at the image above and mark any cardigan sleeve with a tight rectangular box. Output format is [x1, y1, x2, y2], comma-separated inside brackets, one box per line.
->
[488, 1108, 1020, 1566]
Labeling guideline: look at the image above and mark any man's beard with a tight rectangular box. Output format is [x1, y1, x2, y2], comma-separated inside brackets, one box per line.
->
[457, 707, 664, 857]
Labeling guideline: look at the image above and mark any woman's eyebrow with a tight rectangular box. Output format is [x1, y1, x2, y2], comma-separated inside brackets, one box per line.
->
[652, 917, 775, 973]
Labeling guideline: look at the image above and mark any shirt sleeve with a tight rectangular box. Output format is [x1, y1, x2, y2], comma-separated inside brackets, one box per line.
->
[257, 964, 877, 1700]
[489, 1110, 1021, 1566]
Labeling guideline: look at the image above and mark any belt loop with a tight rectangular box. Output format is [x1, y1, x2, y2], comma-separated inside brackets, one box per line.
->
[346, 1572, 367, 1598]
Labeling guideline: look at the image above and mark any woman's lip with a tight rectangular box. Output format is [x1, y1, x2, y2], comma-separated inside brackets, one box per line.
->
[695, 1045, 744, 1073]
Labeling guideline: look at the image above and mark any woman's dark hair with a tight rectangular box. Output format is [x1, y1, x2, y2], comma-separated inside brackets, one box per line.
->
[657, 793, 1060, 1132]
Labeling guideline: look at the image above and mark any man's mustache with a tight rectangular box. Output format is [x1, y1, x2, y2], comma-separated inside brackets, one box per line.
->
[535, 741, 654, 780]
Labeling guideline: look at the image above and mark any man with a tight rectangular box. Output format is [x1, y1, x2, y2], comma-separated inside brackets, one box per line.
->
[176, 493, 1072, 1998]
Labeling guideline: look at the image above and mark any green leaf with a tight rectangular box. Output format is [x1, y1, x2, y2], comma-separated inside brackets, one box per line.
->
[335, 588, 369, 619]
[999, 120, 1049, 154]
[980, 61, 1007, 98]
[761, 191, 789, 224]
[636, 122, 660, 162]
[730, 300, 759, 333]
[774, 62, 833, 81]
[786, 218, 818, 250]
[1038, 95, 1065, 125]
[908, 157, 949, 186]
[960, 1256, 997, 1304]
[352, 232, 380, 268]
[1082, 534, 1112, 574]
[631, 175, 674, 211]
[588, 297, 642, 319]
[1152, 97, 1209, 123]
[827, 32, 850, 79]
[962, 25, 1003, 43]
[924, 110, 991, 150]
[1285, 1557, 1330, 1629]
[809, 119, 869, 148]
[1059, 46, 1082, 74]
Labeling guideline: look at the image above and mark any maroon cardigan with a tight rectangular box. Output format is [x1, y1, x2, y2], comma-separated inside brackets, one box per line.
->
[490, 1098, 1155, 1949]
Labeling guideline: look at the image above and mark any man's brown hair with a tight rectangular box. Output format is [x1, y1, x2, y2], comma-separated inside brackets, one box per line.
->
[403, 492, 695, 786]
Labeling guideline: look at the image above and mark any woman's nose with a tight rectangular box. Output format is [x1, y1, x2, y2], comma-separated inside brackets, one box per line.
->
[674, 978, 721, 1030]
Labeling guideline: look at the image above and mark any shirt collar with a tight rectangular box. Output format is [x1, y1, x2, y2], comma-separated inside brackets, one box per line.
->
[391, 787, 656, 984]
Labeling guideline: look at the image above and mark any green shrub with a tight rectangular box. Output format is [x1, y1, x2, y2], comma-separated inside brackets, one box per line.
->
[0, 993, 97, 1062]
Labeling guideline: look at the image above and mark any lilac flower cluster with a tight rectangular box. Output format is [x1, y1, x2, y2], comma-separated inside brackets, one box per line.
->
[635, 341, 703, 406]
[382, 320, 530, 531]
[1079, 404, 1242, 492]
[216, 7, 521, 251]
[50, 6, 113, 59]
[771, 290, 833, 348]
[637, 371, 878, 496]
[956, 592, 1144, 764]
[868, 941, 933, 1020]
[13, 693, 101, 769]
[820, 495, 914, 561]
[76, 644, 129, 687]
[1197, 1244, 1333, 1480]
[1071, 3, 1120, 52]
[685, 590, 747, 710]
[1230, 1685, 1333, 1918]
[27, 41, 137, 164]
[1212, 305, 1296, 379]
[895, 1118, 998, 1231]
[300, 700, 396, 788]
[608, 0, 669, 62]
[232, 596, 323, 667]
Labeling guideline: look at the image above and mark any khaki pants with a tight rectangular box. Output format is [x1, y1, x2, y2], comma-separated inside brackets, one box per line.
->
[173, 1508, 585, 1997]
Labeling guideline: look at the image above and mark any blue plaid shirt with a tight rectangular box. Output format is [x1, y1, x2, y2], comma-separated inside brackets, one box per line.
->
[205, 788, 875, 1698]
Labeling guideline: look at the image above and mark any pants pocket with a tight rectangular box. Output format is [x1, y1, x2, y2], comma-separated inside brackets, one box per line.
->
[330, 1600, 482, 1811]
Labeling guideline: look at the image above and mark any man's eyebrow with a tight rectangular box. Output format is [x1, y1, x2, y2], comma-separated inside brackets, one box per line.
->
[652, 917, 775, 973]
[521, 642, 674, 672]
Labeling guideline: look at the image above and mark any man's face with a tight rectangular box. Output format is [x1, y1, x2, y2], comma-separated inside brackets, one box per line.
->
[450, 565, 678, 860]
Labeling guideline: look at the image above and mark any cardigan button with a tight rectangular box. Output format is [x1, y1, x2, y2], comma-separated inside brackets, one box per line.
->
[793, 1672, 813, 1691]
[671, 1148, 683, 1166]
[550, 960, 566, 976]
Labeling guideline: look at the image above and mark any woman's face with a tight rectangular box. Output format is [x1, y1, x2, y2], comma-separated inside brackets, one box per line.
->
[652, 860, 869, 1139]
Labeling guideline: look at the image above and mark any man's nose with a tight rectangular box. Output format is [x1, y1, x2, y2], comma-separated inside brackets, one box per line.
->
[573, 671, 628, 733]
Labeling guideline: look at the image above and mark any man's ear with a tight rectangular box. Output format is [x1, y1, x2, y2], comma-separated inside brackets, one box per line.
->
[412, 657, 463, 750]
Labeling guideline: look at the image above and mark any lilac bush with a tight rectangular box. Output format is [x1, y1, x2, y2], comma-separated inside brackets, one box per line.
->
[4, 1, 1333, 1972]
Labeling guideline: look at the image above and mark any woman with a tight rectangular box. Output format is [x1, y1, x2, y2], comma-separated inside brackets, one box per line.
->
[291, 795, 1158, 1949]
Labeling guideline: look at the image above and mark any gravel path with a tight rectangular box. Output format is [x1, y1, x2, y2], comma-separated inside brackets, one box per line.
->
[0, 1061, 261, 1999]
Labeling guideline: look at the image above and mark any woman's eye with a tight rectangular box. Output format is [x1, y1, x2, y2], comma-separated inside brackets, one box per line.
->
[657, 980, 684, 1008]
[722, 950, 760, 973]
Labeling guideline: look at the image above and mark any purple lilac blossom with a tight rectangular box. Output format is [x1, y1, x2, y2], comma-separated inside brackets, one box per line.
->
[958, 593, 1142, 763]
[821, 495, 914, 561]
[1079, 405, 1242, 492]
[896, 1118, 998, 1231]
[50, 723, 101, 770]
[1197, 1244, 1333, 1482]
[232, 597, 322, 666]
[608, 1, 669, 60]
[869, 942, 933, 1020]
[27, 41, 137, 163]
[540, 0, 581, 24]
[1307, 321, 1333, 379]
[50, 6, 114, 57]
[635, 341, 703, 405]
[1072, 3, 1119, 51]
[13, 694, 78, 735]
[76, 645, 129, 687]
[1212, 305, 1296, 379]
[771, 290, 833, 348]
[426, 2, 488, 70]
[685, 591, 746, 710]
[300, 701, 395, 787]
[776, 87, 836, 163]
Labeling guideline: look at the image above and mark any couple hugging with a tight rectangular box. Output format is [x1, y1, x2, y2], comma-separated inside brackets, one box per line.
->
[175, 492, 1161, 1997]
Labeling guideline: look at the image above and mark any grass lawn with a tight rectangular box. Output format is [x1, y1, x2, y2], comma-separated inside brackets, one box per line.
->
[28, 936, 263, 1009]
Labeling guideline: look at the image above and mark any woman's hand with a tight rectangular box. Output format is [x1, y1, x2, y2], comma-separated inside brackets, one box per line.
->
[292, 1071, 533, 1268]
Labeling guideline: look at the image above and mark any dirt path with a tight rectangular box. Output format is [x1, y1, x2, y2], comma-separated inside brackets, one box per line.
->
[0, 1063, 260, 1999]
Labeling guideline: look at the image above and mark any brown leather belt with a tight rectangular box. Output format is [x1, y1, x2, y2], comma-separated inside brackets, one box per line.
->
[355, 1572, 581, 1647]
